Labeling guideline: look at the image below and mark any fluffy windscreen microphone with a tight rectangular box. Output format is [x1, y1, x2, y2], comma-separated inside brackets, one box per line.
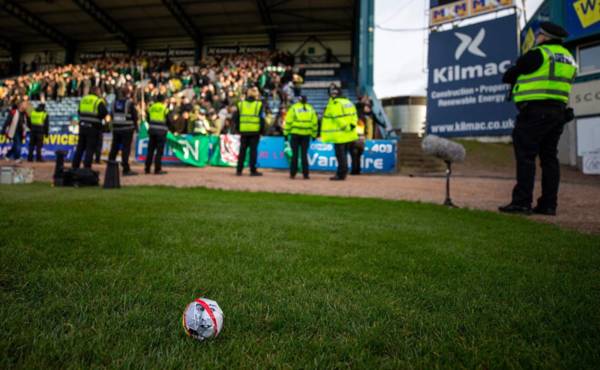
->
[421, 135, 466, 163]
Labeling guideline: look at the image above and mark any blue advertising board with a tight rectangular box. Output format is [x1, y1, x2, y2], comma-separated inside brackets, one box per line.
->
[0, 115, 81, 161]
[566, 0, 600, 41]
[0, 133, 80, 161]
[257, 137, 397, 173]
[427, 14, 518, 137]
[135, 135, 397, 173]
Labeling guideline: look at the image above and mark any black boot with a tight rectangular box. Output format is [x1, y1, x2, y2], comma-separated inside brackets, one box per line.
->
[498, 203, 532, 215]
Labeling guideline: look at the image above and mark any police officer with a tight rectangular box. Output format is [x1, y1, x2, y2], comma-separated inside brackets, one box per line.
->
[109, 88, 138, 176]
[320, 85, 358, 181]
[284, 96, 318, 179]
[499, 22, 577, 216]
[145, 95, 172, 175]
[72, 87, 108, 169]
[27, 103, 49, 162]
[235, 86, 264, 176]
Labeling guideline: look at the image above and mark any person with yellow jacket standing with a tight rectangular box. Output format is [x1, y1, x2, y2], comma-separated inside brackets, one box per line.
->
[27, 103, 49, 162]
[145, 95, 172, 175]
[499, 22, 577, 216]
[72, 87, 108, 169]
[284, 95, 318, 179]
[320, 85, 358, 181]
[235, 87, 265, 176]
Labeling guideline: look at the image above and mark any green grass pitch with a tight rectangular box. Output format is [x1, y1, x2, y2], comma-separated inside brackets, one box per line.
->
[1, 184, 599, 368]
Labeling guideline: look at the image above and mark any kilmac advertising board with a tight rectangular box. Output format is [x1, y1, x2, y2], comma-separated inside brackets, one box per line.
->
[427, 14, 518, 137]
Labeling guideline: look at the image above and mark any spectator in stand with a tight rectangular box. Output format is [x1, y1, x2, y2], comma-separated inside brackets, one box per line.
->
[2, 102, 28, 163]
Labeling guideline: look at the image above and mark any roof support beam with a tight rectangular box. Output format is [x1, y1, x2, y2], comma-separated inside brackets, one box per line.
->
[73, 0, 136, 53]
[0, 36, 20, 75]
[0, 0, 75, 63]
[271, 9, 353, 31]
[161, 0, 203, 61]
[0, 0, 73, 49]
[256, 0, 276, 49]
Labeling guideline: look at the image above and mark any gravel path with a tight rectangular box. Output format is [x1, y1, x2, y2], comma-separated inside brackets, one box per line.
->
[9, 162, 600, 235]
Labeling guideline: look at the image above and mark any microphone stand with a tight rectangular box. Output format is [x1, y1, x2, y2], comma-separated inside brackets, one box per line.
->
[444, 160, 457, 208]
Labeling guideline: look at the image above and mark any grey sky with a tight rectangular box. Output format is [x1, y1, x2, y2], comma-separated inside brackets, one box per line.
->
[373, 0, 544, 98]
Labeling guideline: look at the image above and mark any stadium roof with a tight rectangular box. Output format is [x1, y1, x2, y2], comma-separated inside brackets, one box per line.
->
[0, 0, 356, 50]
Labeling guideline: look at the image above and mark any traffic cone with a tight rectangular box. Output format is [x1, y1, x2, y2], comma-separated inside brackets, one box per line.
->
[103, 160, 120, 189]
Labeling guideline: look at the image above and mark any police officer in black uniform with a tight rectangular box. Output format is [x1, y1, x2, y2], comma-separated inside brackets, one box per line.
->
[499, 22, 577, 216]
[27, 103, 49, 162]
[145, 95, 173, 175]
[109, 88, 138, 176]
[72, 87, 108, 169]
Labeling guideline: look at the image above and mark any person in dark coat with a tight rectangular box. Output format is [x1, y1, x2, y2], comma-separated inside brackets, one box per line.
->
[2, 103, 28, 163]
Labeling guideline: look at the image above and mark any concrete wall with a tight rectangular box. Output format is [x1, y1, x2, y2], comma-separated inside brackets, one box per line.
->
[560, 80, 600, 169]
[382, 97, 427, 134]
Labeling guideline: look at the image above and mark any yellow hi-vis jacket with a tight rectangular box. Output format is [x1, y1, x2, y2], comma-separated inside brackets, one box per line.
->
[237, 100, 262, 134]
[284, 102, 318, 137]
[320, 97, 358, 144]
[513, 44, 577, 104]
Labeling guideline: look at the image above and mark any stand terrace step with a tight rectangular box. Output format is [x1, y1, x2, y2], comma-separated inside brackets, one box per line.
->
[302, 81, 342, 89]
[297, 63, 341, 69]
[305, 70, 336, 77]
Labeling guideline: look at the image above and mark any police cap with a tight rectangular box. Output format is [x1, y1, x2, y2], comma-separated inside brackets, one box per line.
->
[539, 22, 569, 40]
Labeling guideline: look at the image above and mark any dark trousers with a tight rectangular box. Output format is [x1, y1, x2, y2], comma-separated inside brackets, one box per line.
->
[290, 134, 310, 177]
[6, 133, 23, 160]
[349, 140, 365, 175]
[72, 126, 100, 169]
[511, 103, 566, 209]
[237, 134, 260, 173]
[145, 133, 166, 173]
[334, 143, 349, 179]
[28, 131, 44, 161]
[109, 130, 134, 172]
[94, 130, 103, 163]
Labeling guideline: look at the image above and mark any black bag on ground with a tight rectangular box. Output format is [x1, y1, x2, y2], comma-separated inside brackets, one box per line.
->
[61, 168, 100, 187]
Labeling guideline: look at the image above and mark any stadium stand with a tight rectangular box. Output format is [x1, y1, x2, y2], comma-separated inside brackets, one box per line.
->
[0, 0, 389, 137]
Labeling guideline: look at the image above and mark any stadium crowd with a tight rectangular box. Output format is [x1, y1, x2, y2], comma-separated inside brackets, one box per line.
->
[0, 51, 309, 136]
[2, 50, 382, 171]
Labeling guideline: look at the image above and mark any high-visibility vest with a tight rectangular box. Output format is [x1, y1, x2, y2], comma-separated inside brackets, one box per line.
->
[79, 94, 105, 126]
[112, 99, 135, 132]
[30, 110, 47, 126]
[284, 102, 318, 137]
[320, 97, 359, 144]
[513, 44, 577, 104]
[237, 100, 262, 133]
[147, 102, 169, 134]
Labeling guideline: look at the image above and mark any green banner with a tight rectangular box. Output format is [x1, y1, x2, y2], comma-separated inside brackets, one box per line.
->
[166, 132, 210, 167]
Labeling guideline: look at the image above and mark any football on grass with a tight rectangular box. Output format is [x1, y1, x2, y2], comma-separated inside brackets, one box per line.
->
[182, 298, 224, 341]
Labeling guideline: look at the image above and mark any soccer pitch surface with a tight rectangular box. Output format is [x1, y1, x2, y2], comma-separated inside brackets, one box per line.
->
[1, 184, 599, 368]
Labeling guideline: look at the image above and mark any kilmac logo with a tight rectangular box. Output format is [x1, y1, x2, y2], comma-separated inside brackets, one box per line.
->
[454, 28, 487, 60]
[573, 0, 600, 28]
[432, 26, 511, 84]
